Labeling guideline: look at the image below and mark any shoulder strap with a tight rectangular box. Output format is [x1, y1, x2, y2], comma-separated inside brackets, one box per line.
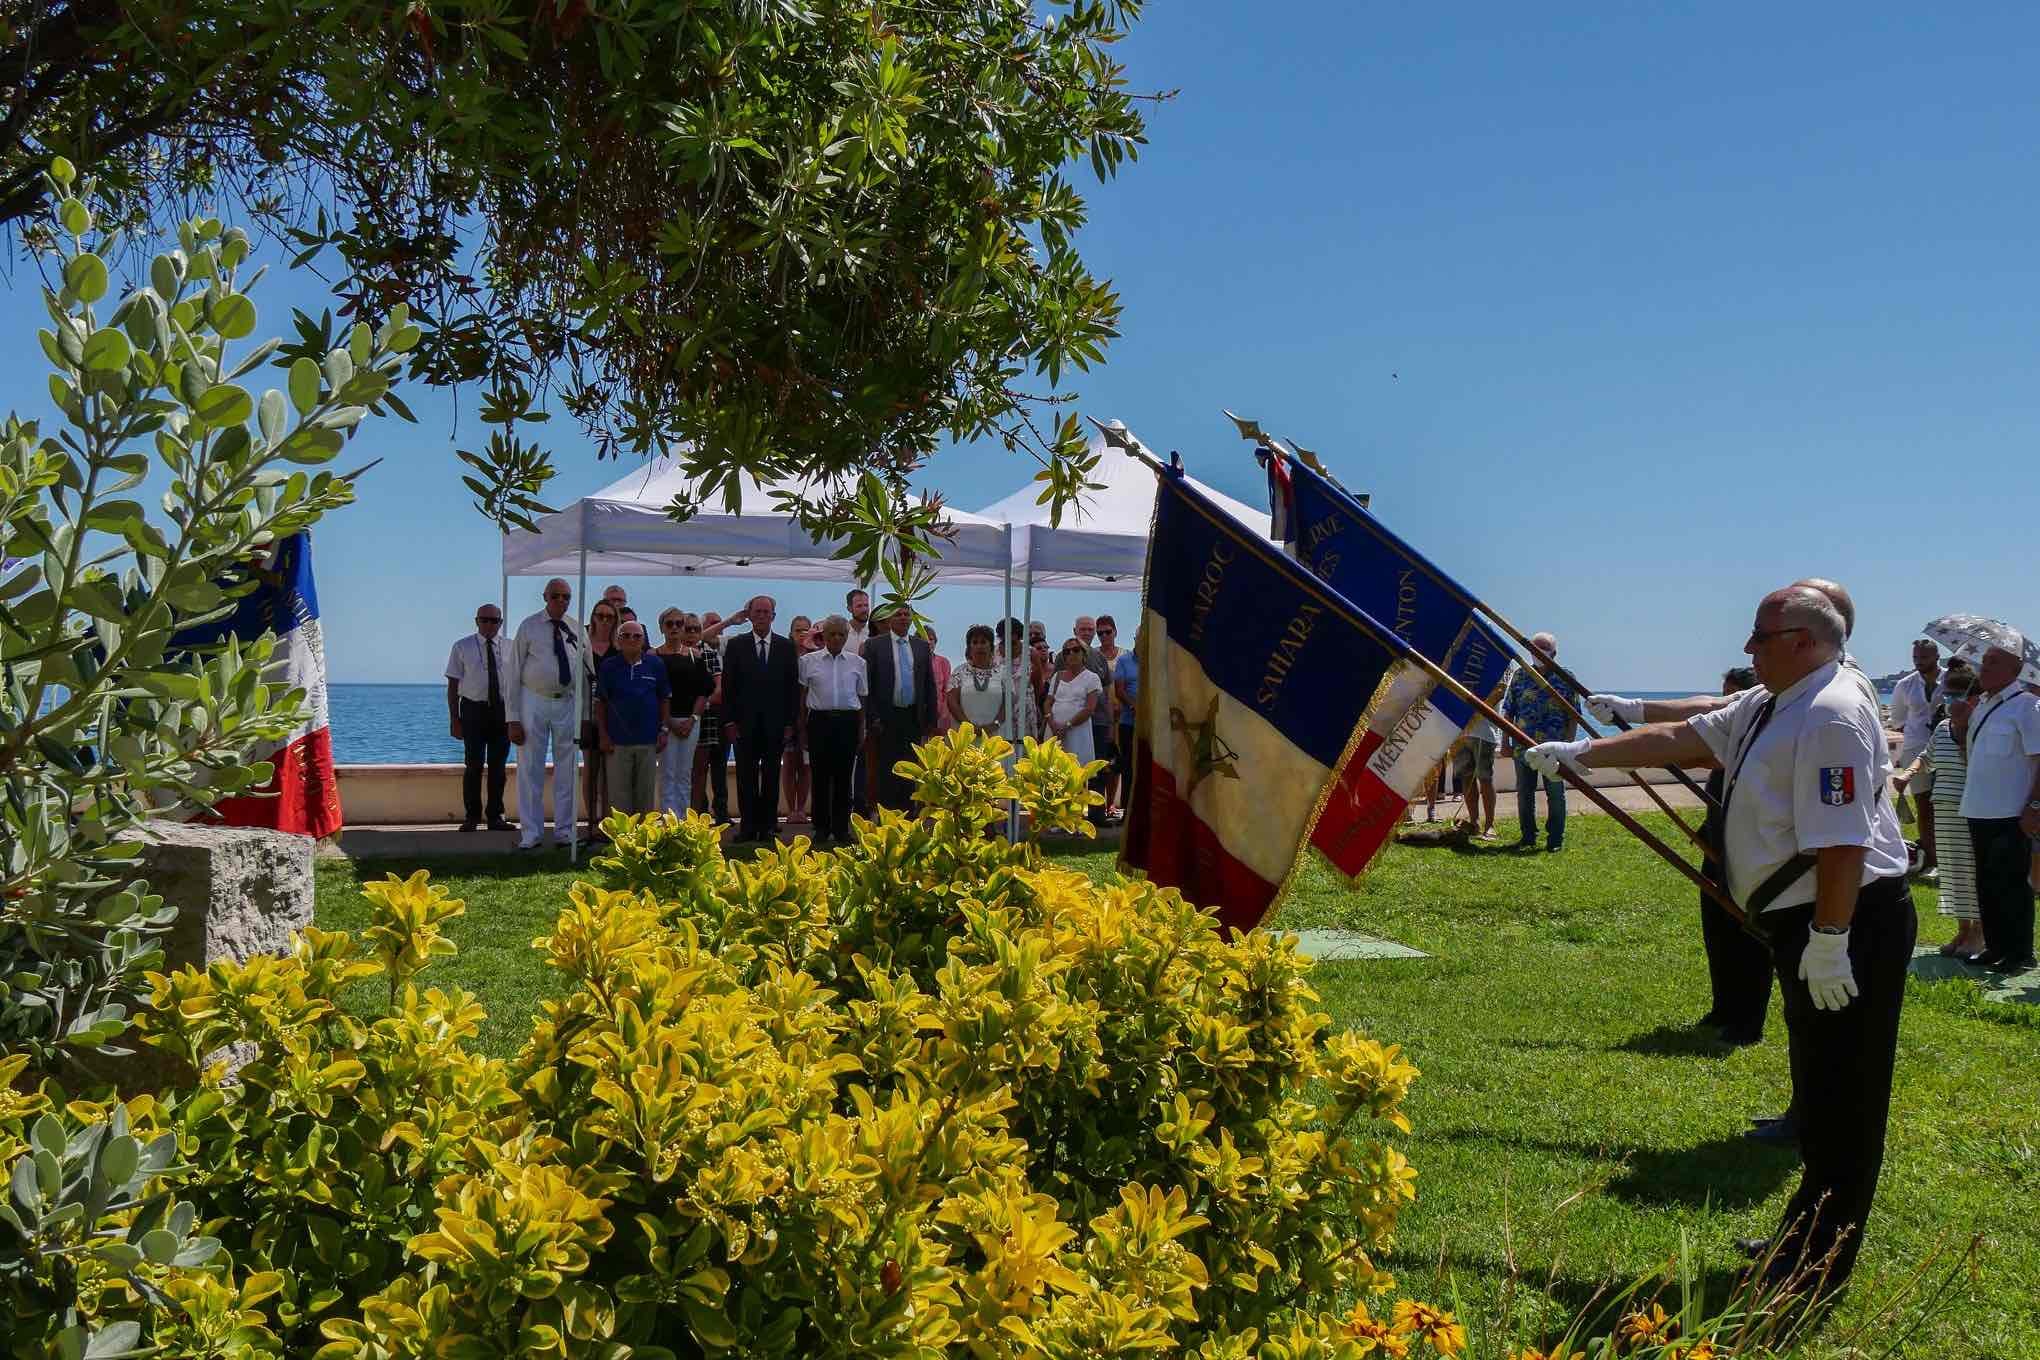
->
[1746, 851, 1818, 916]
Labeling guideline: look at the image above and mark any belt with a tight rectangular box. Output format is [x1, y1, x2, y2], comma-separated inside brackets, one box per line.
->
[525, 688, 570, 701]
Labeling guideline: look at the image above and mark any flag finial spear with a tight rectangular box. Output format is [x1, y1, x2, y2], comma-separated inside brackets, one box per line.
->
[1086, 415, 1166, 473]
[1222, 409, 1266, 444]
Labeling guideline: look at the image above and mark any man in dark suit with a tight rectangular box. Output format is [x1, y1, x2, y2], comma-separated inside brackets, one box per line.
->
[861, 605, 938, 811]
[719, 594, 800, 842]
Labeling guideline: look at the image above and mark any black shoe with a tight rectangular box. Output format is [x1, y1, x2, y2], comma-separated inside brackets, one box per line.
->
[1984, 955, 2036, 974]
[1748, 1110, 1791, 1126]
[1695, 1010, 1724, 1029]
[1545, 842, 1564, 853]
[1965, 951, 2003, 967]
[1745, 1118, 1798, 1146]
[1513, 838, 1538, 851]
[1716, 1025, 1764, 1047]
[487, 818, 514, 832]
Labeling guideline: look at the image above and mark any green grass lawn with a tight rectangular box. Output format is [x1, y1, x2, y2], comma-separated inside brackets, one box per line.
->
[316, 816, 2040, 1358]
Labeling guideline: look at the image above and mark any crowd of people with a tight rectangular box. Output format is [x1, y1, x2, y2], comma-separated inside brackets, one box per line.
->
[444, 580, 1141, 850]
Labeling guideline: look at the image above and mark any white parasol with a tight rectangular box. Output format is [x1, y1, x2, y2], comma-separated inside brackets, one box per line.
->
[1920, 614, 2040, 686]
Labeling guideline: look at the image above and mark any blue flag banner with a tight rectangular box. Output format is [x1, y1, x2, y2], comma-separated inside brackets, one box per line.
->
[1265, 449, 1512, 713]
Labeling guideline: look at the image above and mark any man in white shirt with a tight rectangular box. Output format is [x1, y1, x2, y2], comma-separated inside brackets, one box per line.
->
[508, 578, 585, 850]
[1887, 638, 1945, 878]
[1525, 585, 1912, 1297]
[1957, 638, 2040, 972]
[444, 604, 516, 833]
[800, 615, 866, 845]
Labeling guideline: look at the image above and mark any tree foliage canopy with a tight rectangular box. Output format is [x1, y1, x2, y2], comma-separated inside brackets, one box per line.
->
[2, 0, 1151, 545]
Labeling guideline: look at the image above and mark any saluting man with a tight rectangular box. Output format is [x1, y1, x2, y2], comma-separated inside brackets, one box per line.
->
[1524, 584, 1911, 1297]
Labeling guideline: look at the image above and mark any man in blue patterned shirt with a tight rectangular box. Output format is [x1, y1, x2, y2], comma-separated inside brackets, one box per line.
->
[1501, 632, 1580, 851]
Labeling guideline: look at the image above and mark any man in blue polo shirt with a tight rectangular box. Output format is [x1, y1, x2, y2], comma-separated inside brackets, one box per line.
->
[595, 621, 671, 817]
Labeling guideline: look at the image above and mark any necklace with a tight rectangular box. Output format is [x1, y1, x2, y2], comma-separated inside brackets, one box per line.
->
[968, 664, 994, 693]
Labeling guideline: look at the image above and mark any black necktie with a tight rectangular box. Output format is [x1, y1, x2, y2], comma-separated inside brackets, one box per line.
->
[757, 635, 768, 665]
[484, 637, 502, 709]
[552, 619, 572, 687]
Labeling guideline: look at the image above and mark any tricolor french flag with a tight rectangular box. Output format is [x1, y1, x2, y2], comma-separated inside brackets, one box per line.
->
[1264, 450, 1512, 877]
[1121, 471, 1414, 933]
[175, 534, 343, 838]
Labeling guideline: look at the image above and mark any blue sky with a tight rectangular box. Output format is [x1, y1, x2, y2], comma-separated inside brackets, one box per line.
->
[5, 2, 2037, 688]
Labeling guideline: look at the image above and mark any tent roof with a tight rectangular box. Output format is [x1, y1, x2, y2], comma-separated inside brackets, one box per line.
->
[972, 439, 1272, 589]
[504, 438, 1275, 594]
[501, 455, 1014, 585]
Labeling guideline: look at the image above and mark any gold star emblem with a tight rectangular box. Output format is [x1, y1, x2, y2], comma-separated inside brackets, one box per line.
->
[1170, 694, 1241, 796]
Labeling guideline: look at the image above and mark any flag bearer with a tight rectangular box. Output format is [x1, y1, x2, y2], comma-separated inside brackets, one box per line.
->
[1524, 584, 1911, 1298]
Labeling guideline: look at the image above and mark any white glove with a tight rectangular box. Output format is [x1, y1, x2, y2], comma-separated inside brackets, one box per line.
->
[1798, 928, 1858, 1011]
[1522, 738, 1591, 781]
[1585, 693, 1645, 726]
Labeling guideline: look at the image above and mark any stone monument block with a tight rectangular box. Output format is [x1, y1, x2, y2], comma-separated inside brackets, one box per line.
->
[139, 822, 315, 973]
[114, 823, 315, 1090]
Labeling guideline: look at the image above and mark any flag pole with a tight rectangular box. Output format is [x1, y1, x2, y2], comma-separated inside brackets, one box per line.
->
[1223, 410, 1718, 829]
[1093, 417, 1753, 930]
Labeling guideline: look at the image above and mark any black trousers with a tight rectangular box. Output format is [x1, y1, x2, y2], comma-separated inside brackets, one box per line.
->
[1701, 883, 1774, 1035]
[808, 711, 860, 842]
[459, 699, 510, 822]
[1970, 817, 2035, 962]
[733, 717, 785, 839]
[874, 706, 925, 811]
[1088, 724, 1116, 822]
[703, 730, 730, 818]
[1761, 875, 1915, 1291]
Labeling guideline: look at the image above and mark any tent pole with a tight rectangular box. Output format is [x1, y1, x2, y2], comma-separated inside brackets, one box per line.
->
[573, 511, 589, 866]
[1003, 526, 1017, 840]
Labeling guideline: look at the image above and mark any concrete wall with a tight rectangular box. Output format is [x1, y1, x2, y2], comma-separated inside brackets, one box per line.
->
[337, 764, 576, 826]
[336, 758, 1702, 826]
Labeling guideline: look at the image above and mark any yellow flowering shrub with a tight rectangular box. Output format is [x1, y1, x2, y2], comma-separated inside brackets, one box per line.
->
[3, 728, 1455, 1359]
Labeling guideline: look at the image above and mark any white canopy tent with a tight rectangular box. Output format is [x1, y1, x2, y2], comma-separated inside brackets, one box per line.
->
[974, 436, 1271, 589]
[501, 454, 1016, 585]
[971, 436, 1273, 642]
[500, 454, 1027, 857]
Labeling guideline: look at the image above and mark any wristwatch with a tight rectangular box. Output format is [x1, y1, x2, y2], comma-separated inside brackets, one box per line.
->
[1811, 923, 1848, 935]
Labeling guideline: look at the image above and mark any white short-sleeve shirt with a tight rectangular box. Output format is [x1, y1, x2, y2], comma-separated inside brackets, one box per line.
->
[1956, 688, 2040, 819]
[445, 632, 514, 708]
[1687, 660, 1908, 912]
[798, 648, 866, 712]
[1887, 668, 1942, 762]
[1047, 668, 1102, 730]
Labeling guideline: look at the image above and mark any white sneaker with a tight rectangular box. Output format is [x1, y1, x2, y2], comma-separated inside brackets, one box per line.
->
[1918, 867, 1940, 885]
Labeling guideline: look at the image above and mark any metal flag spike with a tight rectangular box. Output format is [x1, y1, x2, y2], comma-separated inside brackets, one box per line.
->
[1093, 417, 1136, 451]
[1086, 415, 1164, 471]
[1222, 409, 1265, 444]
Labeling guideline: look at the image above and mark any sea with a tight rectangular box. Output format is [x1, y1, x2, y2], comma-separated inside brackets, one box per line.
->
[329, 682, 1891, 765]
